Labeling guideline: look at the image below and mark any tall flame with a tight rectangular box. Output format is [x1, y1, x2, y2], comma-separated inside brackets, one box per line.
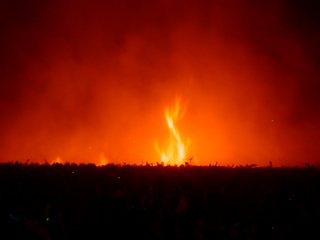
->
[156, 99, 189, 165]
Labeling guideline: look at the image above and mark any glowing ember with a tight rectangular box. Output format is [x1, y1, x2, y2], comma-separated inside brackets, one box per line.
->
[156, 98, 190, 165]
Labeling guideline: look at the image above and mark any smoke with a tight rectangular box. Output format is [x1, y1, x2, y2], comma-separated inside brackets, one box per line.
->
[0, 0, 319, 166]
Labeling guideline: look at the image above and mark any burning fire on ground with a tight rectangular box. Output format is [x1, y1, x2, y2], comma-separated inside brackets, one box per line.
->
[52, 153, 108, 166]
[50, 99, 194, 167]
[155, 98, 193, 165]
[99, 152, 108, 166]
[52, 156, 63, 164]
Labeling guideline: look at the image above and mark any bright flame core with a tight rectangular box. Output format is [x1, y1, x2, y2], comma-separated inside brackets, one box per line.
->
[156, 99, 189, 165]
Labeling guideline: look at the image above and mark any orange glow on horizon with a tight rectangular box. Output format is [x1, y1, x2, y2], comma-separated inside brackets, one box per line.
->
[1, 0, 319, 167]
[52, 156, 63, 165]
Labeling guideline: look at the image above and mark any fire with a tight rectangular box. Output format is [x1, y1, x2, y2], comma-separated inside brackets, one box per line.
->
[156, 98, 190, 165]
[98, 152, 108, 166]
[52, 156, 63, 164]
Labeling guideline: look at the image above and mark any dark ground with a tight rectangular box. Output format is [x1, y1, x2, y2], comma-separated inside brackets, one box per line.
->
[1, 162, 320, 240]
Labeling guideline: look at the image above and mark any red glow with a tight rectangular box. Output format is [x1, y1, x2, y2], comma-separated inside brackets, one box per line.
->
[0, 0, 320, 167]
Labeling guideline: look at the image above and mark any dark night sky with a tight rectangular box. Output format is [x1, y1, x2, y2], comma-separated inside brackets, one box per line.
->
[0, 0, 320, 166]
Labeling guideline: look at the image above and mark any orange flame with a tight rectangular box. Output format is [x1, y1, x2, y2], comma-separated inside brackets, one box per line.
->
[98, 152, 108, 166]
[156, 98, 190, 165]
[52, 156, 63, 164]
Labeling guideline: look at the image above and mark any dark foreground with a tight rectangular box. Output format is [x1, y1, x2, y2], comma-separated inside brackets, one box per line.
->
[1, 162, 320, 240]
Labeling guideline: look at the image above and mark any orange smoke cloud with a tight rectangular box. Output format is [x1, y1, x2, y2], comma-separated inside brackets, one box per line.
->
[0, 0, 320, 167]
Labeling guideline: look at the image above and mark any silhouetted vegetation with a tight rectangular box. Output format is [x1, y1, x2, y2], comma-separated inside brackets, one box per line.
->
[1, 162, 320, 239]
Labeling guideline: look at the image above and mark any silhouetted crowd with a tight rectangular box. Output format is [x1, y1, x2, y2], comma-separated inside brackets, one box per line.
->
[1, 161, 320, 240]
